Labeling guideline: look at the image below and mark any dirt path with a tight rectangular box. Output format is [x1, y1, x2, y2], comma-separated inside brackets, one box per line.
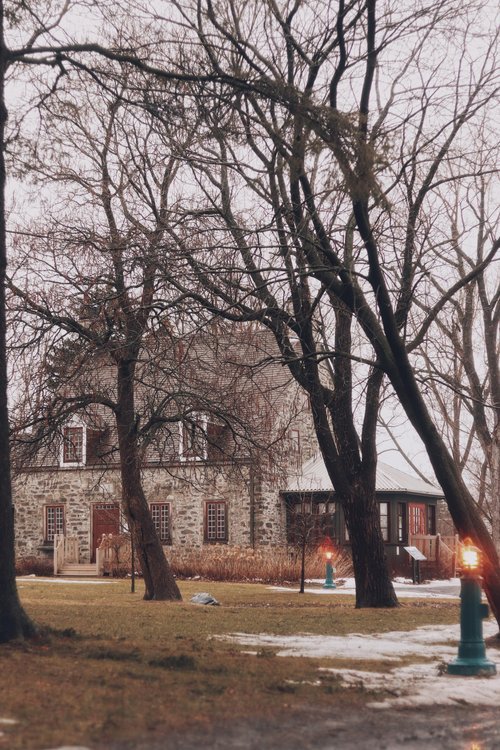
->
[103, 704, 500, 750]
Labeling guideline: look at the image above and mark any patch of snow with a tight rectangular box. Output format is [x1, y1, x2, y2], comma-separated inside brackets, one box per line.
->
[219, 621, 499, 708]
[0, 718, 17, 725]
[16, 577, 113, 585]
[219, 621, 498, 662]
[271, 577, 462, 599]
[323, 661, 500, 709]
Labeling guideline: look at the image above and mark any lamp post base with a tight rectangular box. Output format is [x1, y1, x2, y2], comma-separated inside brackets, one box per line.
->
[323, 560, 336, 589]
[447, 574, 497, 677]
[447, 657, 496, 676]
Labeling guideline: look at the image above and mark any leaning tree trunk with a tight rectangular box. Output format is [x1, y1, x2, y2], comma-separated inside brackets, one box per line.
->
[490, 434, 500, 556]
[0, 23, 37, 642]
[385, 350, 500, 631]
[116, 361, 181, 601]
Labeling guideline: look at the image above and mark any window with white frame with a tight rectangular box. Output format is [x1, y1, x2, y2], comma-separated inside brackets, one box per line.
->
[379, 502, 389, 541]
[150, 503, 172, 544]
[289, 429, 301, 464]
[61, 424, 86, 465]
[45, 505, 65, 542]
[179, 414, 208, 461]
[204, 501, 227, 543]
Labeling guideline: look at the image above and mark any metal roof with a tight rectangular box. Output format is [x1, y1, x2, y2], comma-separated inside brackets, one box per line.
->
[285, 454, 443, 497]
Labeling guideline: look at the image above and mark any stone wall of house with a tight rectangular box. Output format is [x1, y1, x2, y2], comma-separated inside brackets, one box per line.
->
[13, 462, 259, 562]
[253, 477, 287, 546]
[142, 464, 253, 549]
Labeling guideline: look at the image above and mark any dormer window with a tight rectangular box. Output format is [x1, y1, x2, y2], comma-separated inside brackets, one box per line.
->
[179, 414, 208, 461]
[61, 424, 86, 466]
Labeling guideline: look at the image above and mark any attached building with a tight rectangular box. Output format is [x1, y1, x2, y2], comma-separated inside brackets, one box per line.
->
[283, 454, 454, 576]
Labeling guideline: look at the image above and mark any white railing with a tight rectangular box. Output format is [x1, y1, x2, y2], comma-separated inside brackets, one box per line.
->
[53, 535, 80, 574]
[65, 536, 79, 563]
[96, 546, 105, 576]
[53, 534, 65, 575]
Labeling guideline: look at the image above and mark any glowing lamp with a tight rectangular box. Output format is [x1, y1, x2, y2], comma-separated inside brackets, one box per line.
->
[323, 549, 336, 589]
[461, 539, 480, 571]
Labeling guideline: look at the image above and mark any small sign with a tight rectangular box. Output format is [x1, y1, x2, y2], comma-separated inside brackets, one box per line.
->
[404, 546, 427, 561]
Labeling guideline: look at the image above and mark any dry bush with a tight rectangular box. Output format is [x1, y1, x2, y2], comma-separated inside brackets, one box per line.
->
[97, 535, 353, 584]
[98, 533, 137, 578]
[16, 556, 54, 577]
[167, 545, 353, 584]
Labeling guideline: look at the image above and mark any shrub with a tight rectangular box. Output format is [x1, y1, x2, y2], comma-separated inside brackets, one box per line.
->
[16, 555, 54, 577]
[98, 533, 138, 577]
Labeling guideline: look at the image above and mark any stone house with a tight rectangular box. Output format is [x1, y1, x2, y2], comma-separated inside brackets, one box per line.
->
[12, 327, 453, 571]
[12, 329, 318, 565]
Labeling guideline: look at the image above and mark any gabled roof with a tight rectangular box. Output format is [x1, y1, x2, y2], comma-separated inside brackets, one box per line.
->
[285, 454, 443, 497]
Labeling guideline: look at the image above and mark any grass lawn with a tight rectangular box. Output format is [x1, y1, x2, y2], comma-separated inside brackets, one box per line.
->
[1, 579, 460, 749]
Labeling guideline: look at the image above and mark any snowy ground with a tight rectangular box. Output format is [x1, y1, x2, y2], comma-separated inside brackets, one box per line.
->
[234, 574, 499, 711]
[272, 576, 462, 599]
[20, 575, 500, 748]
[18, 575, 500, 710]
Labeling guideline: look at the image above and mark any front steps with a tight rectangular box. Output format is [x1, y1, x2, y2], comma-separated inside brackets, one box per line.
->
[58, 563, 98, 577]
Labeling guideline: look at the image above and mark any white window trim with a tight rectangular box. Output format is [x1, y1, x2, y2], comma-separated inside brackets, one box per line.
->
[179, 413, 208, 462]
[44, 504, 65, 542]
[60, 419, 87, 468]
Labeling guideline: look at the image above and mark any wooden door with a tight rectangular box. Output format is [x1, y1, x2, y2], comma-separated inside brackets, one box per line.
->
[408, 503, 427, 536]
[92, 503, 120, 562]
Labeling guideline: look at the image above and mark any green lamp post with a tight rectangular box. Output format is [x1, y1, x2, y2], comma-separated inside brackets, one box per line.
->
[447, 539, 496, 676]
[323, 550, 336, 589]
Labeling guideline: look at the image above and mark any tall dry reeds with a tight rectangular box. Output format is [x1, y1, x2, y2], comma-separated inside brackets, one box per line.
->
[167, 545, 353, 584]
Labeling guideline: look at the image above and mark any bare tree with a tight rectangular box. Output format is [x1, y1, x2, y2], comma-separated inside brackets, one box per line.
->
[9, 70, 303, 598]
[0, 0, 80, 641]
[122, 0, 500, 624]
[2, 0, 500, 628]
[8, 77, 187, 600]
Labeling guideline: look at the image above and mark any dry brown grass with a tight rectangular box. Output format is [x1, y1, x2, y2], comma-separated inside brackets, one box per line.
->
[4, 579, 460, 750]
[167, 545, 353, 583]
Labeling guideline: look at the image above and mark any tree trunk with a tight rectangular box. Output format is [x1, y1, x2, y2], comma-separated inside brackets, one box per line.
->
[119, 449, 181, 601]
[116, 360, 181, 601]
[342, 482, 399, 608]
[0, 15, 37, 642]
[299, 534, 306, 594]
[307, 386, 398, 608]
